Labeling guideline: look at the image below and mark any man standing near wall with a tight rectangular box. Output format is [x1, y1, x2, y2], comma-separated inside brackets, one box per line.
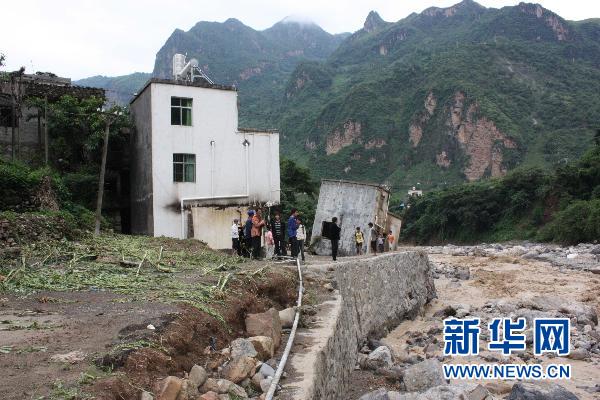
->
[288, 208, 299, 258]
[331, 217, 341, 261]
[368, 222, 378, 255]
[243, 210, 254, 258]
[271, 212, 286, 257]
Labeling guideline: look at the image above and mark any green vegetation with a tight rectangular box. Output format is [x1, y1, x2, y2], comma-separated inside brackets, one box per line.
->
[279, 158, 318, 232]
[401, 141, 600, 245]
[0, 234, 246, 321]
[276, 3, 600, 191]
[74, 72, 152, 105]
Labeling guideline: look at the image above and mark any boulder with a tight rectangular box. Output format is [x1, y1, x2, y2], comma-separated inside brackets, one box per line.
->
[156, 376, 182, 400]
[251, 372, 263, 390]
[403, 359, 445, 392]
[230, 338, 258, 359]
[223, 356, 257, 383]
[188, 364, 208, 389]
[366, 346, 394, 370]
[359, 388, 389, 400]
[248, 336, 274, 361]
[259, 362, 276, 378]
[279, 307, 296, 329]
[227, 382, 249, 398]
[466, 384, 493, 400]
[508, 382, 578, 399]
[485, 382, 514, 395]
[200, 378, 233, 394]
[260, 377, 273, 393]
[245, 308, 282, 349]
[198, 392, 219, 400]
[454, 266, 470, 280]
[567, 348, 590, 360]
[387, 385, 479, 399]
[140, 391, 154, 400]
[520, 296, 598, 326]
[178, 379, 198, 400]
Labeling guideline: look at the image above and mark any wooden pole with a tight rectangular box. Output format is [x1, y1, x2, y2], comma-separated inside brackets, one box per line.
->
[95, 119, 111, 235]
[44, 96, 49, 165]
[10, 102, 15, 161]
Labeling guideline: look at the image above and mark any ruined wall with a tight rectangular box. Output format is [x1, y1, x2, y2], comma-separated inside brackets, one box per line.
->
[129, 87, 154, 235]
[311, 180, 389, 256]
[291, 252, 436, 400]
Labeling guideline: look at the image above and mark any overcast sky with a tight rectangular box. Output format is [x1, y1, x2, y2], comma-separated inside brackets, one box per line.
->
[1, 0, 598, 80]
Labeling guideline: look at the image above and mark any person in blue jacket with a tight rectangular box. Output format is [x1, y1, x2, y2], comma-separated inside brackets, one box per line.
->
[287, 208, 299, 258]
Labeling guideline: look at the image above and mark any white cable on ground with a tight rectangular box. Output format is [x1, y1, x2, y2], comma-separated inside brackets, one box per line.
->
[265, 256, 303, 400]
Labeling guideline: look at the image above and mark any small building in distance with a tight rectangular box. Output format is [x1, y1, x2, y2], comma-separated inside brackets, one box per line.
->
[129, 54, 280, 249]
[0, 71, 104, 162]
[310, 179, 401, 256]
[407, 186, 423, 197]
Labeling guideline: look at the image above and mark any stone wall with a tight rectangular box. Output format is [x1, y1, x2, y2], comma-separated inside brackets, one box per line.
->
[302, 252, 436, 399]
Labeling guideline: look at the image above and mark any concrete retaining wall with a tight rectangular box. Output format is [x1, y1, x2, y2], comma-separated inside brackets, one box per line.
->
[288, 252, 436, 400]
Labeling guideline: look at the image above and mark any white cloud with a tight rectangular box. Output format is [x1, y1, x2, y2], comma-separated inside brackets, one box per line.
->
[1, 0, 598, 79]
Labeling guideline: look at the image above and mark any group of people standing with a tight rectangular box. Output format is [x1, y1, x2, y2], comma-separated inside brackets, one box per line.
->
[354, 222, 396, 256]
[230, 208, 307, 261]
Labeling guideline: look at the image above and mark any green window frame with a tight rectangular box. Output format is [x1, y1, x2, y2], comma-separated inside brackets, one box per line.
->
[171, 97, 192, 126]
[173, 154, 196, 182]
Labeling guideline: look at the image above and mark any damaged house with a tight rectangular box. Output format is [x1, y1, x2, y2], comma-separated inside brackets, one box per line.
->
[0, 71, 104, 162]
[311, 179, 402, 256]
[130, 54, 280, 249]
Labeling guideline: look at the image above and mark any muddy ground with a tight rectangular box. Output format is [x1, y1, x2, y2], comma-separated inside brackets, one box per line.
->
[0, 235, 317, 399]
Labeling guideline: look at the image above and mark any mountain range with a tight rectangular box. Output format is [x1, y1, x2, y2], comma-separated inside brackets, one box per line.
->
[75, 1, 600, 198]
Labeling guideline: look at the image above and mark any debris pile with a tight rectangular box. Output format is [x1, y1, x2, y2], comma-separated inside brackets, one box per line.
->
[147, 306, 297, 400]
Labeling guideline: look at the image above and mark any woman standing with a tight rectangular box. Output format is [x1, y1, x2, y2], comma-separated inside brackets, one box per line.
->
[296, 217, 306, 262]
[251, 210, 266, 259]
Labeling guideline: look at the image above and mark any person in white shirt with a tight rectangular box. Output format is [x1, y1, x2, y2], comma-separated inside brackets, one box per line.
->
[296, 217, 306, 262]
[231, 219, 241, 256]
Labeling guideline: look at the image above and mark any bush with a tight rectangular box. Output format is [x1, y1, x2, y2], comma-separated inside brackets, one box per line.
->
[401, 145, 600, 245]
[0, 160, 68, 211]
[537, 199, 600, 244]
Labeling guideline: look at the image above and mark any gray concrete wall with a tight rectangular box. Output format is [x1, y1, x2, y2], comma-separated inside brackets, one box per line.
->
[0, 105, 43, 162]
[129, 88, 154, 235]
[287, 252, 436, 400]
[311, 181, 390, 256]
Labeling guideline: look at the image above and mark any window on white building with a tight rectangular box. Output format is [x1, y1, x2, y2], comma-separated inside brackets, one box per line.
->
[171, 97, 192, 126]
[173, 154, 195, 182]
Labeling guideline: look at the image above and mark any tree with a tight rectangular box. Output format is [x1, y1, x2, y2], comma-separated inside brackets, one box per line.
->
[279, 158, 318, 233]
[94, 106, 128, 235]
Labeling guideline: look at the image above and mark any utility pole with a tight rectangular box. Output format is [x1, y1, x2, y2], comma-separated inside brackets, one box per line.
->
[95, 116, 112, 235]
[44, 96, 48, 165]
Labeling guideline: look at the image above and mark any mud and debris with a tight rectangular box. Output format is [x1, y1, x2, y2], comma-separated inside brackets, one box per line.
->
[348, 244, 600, 400]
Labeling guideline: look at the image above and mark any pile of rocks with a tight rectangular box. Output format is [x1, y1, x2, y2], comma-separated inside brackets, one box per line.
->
[146, 306, 296, 400]
[424, 242, 600, 272]
[357, 344, 581, 399]
[0, 213, 79, 249]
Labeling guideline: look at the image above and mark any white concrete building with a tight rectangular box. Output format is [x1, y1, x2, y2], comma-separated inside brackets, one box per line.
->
[130, 78, 280, 249]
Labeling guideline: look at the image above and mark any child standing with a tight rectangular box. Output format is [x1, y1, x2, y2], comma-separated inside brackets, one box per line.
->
[377, 233, 384, 253]
[265, 225, 275, 259]
[354, 227, 364, 255]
